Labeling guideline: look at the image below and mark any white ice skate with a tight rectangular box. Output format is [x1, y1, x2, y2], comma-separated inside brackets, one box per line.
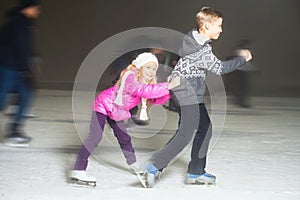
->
[129, 162, 151, 188]
[136, 163, 160, 188]
[186, 173, 216, 185]
[4, 134, 31, 148]
[136, 171, 158, 188]
[129, 162, 143, 174]
[69, 170, 96, 187]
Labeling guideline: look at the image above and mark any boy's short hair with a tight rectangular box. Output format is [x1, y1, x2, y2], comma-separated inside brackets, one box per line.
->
[196, 7, 223, 30]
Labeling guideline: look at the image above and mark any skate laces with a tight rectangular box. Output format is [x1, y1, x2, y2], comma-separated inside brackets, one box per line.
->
[147, 163, 158, 176]
[188, 173, 200, 178]
[188, 173, 215, 178]
[203, 173, 215, 178]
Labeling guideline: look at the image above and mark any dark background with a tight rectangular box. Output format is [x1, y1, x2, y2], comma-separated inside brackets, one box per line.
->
[1, 0, 300, 96]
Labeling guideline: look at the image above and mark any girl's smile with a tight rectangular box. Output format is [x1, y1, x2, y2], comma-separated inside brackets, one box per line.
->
[141, 62, 158, 82]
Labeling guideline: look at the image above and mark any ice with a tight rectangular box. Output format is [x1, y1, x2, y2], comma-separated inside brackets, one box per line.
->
[0, 90, 299, 200]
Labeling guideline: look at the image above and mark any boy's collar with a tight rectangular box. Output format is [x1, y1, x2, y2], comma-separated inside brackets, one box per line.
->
[192, 30, 211, 45]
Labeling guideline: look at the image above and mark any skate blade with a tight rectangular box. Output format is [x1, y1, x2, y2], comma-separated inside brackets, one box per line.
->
[69, 178, 96, 187]
[136, 172, 151, 188]
[5, 137, 31, 143]
[186, 181, 216, 186]
[4, 142, 30, 148]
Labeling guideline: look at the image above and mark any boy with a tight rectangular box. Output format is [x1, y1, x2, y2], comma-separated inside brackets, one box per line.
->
[141, 7, 252, 187]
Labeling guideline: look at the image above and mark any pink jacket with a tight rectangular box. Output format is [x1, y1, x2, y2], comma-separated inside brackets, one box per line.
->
[93, 72, 170, 121]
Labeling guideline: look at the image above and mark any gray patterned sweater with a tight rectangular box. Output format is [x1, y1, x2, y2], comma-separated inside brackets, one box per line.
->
[170, 29, 247, 106]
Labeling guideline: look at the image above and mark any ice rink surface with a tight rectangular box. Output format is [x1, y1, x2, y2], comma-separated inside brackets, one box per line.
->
[0, 90, 299, 200]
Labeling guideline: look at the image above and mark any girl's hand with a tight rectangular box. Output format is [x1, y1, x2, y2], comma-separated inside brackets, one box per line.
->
[168, 76, 180, 90]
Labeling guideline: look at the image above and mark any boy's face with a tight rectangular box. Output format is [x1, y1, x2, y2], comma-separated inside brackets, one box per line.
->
[207, 17, 223, 40]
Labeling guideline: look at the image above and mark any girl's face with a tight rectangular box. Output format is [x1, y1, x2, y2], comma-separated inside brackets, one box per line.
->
[141, 62, 158, 82]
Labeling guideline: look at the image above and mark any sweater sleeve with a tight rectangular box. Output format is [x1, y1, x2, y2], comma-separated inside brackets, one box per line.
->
[219, 57, 247, 75]
[192, 45, 247, 75]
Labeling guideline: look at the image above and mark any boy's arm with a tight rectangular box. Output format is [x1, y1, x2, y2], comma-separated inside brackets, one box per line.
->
[218, 49, 252, 74]
[219, 57, 247, 75]
[192, 46, 248, 75]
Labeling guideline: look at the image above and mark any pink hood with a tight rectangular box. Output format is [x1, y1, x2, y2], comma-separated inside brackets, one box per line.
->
[93, 72, 170, 121]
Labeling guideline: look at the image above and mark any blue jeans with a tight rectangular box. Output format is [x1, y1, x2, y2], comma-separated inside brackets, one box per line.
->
[0, 67, 32, 124]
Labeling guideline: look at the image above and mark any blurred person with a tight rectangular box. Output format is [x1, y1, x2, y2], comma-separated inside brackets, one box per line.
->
[0, 0, 40, 145]
[139, 7, 252, 188]
[224, 39, 258, 108]
[5, 55, 42, 118]
[69, 52, 180, 186]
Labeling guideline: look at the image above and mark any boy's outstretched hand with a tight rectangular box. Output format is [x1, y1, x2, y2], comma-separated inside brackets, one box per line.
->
[236, 49, 252, 62]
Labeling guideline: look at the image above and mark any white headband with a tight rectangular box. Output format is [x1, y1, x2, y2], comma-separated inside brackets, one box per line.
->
[131, 52, 159, 69]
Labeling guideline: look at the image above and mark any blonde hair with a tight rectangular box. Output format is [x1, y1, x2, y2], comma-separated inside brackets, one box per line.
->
[196, 7, 223, 30]
[115, 63, 157, 106]
[116, 64, 157, 87]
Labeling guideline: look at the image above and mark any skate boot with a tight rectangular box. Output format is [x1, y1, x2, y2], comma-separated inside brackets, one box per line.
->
[69, 170, 96, 186]
[137, 163, 159, 188]
[4, 123, 31, 147]
[129, 162, 142, 174]
[131, 162, 156, 188]
[186, 172, 216, 185]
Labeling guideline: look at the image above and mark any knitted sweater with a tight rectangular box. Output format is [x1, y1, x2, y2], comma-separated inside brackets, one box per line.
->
[170, 29, 247, 105]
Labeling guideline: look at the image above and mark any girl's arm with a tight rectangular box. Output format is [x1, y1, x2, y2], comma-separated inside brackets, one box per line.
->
[150, 94, 171, 105]
[125, 74, 170, 99]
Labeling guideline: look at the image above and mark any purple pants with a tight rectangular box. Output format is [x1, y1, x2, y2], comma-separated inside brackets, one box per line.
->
[73, 112, 136, 170]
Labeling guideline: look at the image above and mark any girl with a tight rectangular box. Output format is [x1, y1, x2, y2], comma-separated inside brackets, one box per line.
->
[69, 52, 179, 185]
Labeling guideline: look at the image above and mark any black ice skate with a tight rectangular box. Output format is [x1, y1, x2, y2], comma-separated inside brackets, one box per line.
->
[4, 133, 31, 147]
[4, 123, 31, 147]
